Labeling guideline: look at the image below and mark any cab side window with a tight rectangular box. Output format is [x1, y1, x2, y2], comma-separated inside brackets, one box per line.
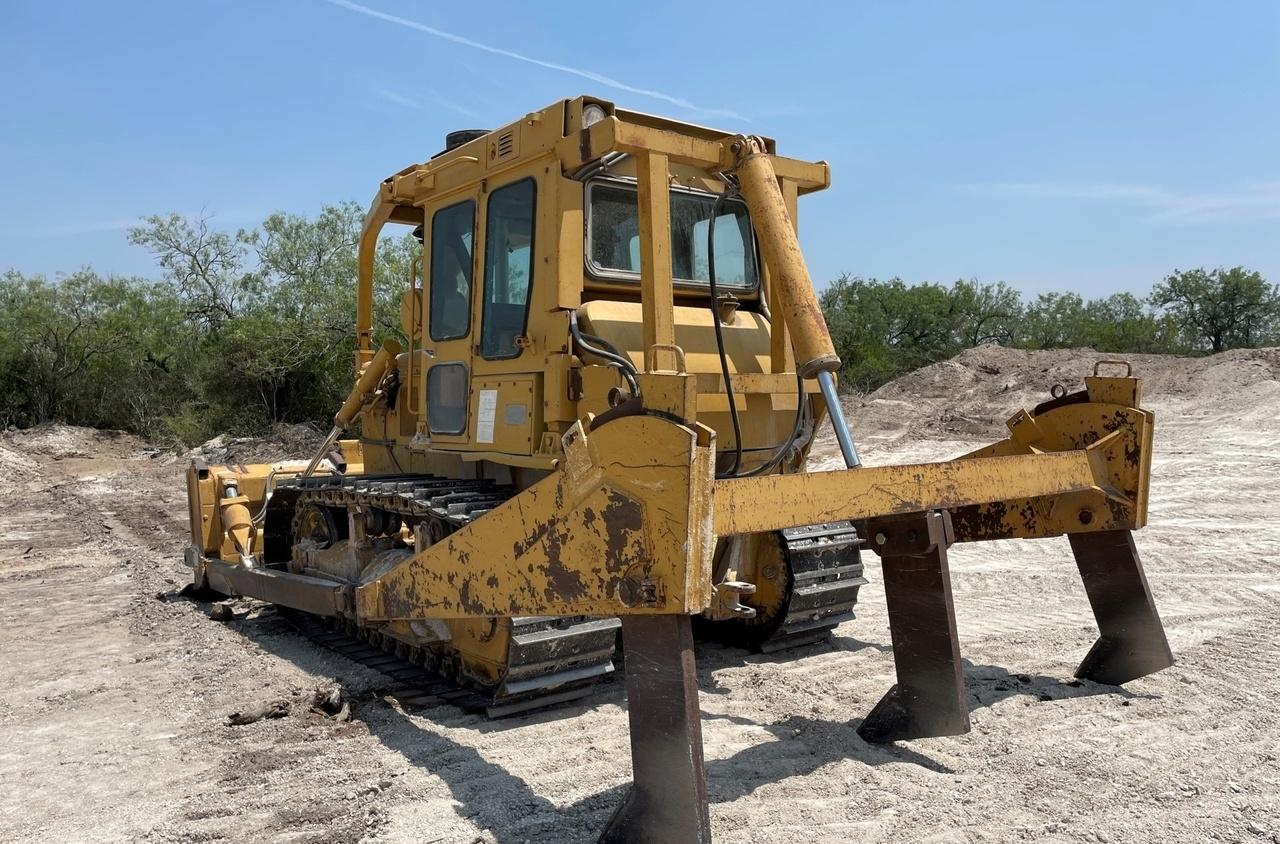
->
[427, 362, 468, 435]
[429, 200, 475, 341]
[480, 179, 536, 359]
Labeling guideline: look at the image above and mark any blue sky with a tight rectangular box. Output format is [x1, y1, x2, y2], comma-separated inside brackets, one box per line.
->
[2, 0, 1277, 296]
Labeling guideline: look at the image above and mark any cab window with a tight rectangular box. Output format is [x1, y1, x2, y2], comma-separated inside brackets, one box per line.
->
[587, 180, 757, 290]
[429, 200, 475, 341]
[427, 362, 468, 435]
[480, 179, 536, 359]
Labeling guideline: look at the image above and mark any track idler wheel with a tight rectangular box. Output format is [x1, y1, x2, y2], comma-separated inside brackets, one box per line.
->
[292, 501, 340, 547]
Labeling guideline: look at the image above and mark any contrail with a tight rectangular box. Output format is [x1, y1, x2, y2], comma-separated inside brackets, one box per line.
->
[322, 0, 743, 120]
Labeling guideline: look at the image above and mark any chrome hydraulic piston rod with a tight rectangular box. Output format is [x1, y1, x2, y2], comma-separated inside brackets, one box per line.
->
[818, 370, 861, 468]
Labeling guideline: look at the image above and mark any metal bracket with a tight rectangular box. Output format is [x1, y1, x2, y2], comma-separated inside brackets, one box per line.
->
[1006, 407, 1046, 449]
[707, 580, 758, 620]
[644, 343, 687, 374]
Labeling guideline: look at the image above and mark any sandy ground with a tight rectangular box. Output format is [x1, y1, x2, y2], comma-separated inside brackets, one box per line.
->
[1, 346, 1278, 844]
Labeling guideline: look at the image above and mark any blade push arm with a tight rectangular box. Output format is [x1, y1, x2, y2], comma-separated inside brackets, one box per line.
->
[713, 375, 1153, 542]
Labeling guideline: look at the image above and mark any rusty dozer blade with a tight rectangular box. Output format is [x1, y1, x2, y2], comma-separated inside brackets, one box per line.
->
[599, 615, 711, 844]
[1070, 529, 1174, 684]
[858, 510, 969, 743]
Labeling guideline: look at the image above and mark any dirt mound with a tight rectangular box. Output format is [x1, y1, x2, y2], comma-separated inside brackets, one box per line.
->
[845, 345, 1280, 445]
[0, 440, 38, 479]
[186, 422, 325, 465]
[1, 423, 147, 461]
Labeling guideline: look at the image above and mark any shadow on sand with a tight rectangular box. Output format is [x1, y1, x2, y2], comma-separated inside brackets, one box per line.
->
[173, 592, 1153, 844]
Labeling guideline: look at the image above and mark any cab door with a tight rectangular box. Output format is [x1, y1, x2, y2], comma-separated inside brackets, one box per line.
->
[421, 191, 479, 448]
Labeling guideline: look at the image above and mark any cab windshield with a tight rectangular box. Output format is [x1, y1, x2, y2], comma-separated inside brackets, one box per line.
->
[587, 180, 758, 290]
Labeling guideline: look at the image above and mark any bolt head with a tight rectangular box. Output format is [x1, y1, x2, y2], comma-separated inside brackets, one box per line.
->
[875, 532, 887, 545]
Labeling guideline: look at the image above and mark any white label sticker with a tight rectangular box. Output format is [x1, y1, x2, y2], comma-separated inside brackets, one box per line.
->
[476, 389, 498, 444]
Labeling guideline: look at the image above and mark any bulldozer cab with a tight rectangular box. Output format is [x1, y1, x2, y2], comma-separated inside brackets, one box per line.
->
[352, 96, 828, 477]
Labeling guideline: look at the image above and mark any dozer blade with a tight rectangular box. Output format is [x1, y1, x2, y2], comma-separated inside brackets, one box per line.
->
[859, 510, 969, 744]
[599, 615, 711, 844]
[1070, 529, 1174, 685]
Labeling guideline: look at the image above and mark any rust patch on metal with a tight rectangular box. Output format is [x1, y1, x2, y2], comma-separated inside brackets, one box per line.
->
[949, 500, 1015, 542]
[601, 490, 645, 575]
[458, 575, 487, 615]
[543, 556, 588, 604]
[1124, 440, 1142, 468]
[510, 512, 589, 605]
[1104, 495, 1132, 528]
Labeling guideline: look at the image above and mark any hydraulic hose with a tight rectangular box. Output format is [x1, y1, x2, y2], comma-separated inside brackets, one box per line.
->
[736, 374, 810, 477]
[302, 339, 400, 479]
[706, 187, 744, 479]
[707, 178, 811, 478]
[569, 312, 640, 398]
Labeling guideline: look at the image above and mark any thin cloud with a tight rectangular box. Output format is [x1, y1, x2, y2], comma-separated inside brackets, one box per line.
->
[375, 88, 420, 109]
[22, 208, 269, 239]
[427, 90, 482, 121]
[323, 0, 743, 121]
[964, 180, 1280, 225]
[376, 87, 484, 120]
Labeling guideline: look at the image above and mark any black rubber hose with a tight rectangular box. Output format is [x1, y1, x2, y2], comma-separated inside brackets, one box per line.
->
[708, 189, 744, 478]
[737, 373, 809, 477]
[569, 313, 640, 397]
[578, 329, 634, 371]
[571, 326, 637, 382]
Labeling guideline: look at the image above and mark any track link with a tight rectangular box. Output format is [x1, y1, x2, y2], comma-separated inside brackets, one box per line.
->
[274, 472, 620, 718]
[761, 522, 868, 651]
[282, 609, 617, 718]
[693, 522, 866, 651]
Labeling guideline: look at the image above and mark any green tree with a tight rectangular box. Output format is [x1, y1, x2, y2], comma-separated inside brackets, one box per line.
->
[1150, 266, 1279, 352]
[1020, 292, 1086, 348]
[126, 204, 419, 440]
[0, 269, 191, 434]
[1080, 292, 1180, 353]
[822, 274, 959, 391]
[128, 213, 259, 330]
[948, 279, 1022, 348]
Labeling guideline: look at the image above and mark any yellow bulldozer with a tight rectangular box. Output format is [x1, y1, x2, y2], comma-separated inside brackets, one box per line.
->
[185, 96, 1173, 842]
